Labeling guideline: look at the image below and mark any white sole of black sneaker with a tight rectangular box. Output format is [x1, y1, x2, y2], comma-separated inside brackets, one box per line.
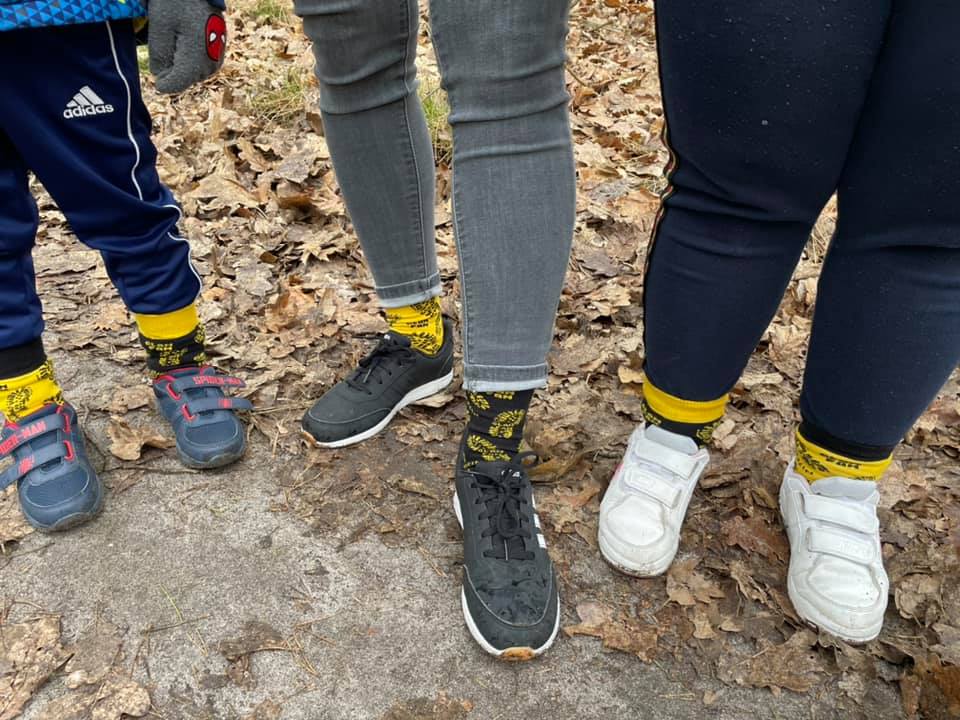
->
[453, 492, 561, 661]
[303, 370, 454, 449]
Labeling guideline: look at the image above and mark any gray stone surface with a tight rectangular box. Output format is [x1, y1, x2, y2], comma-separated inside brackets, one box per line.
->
[2, 355, 903, 720]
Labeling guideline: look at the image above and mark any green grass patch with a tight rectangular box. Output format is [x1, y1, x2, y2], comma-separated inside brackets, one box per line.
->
[137, 46, 150, 75]
[418, 77, 452, 165]
[249, 66, 310, 123]
[250, 0, 291, 24]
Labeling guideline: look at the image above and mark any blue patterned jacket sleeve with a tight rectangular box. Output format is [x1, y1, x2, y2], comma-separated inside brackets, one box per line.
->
[0, 0, 224, 32]
[0, 0, 146, 31]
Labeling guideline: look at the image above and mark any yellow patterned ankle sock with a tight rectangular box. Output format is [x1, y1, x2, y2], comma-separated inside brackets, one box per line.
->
[0, 359, 63, 423]
[384, 298, 443, 356]
[794, 429, 892, 483]
[135, 304, 207, 374]
[462, 389, 534, 469]
[641, 377, 727, 446]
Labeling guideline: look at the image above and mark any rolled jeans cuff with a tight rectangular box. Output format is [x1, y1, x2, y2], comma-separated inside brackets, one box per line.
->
[375, 273, 442, 309]
[463, 363, 548, 392]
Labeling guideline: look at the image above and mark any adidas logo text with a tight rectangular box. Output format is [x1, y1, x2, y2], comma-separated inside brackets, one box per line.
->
[63, 86, 114, 119]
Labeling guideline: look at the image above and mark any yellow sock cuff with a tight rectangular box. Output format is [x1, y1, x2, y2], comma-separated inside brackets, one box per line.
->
[0, 359, 63, 422]
[794, 429, 892, 483]
[135, 304, 200, 340]
[641, 378, 728, 425]
[385, 297, 444, 356]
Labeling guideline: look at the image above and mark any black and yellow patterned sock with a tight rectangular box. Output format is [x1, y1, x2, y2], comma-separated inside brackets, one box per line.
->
[135, 304, 207, 375]
[640, 378, 727, 447]
[462, 389, 534, 469]
[0, 358, 64, 423]
[384, 297, 444, 357]
[794, 422, 893, 483]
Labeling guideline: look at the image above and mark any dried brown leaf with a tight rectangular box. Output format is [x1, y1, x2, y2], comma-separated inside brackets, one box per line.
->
[666, 557, 725, 607]
[718, 629, 825, 693]
[0, 485, 33, 546]
[41, 674, 150, 720]
[901, 655, 960, 720]
[397, 477, 439, 502]
[564, 602, 658, 661]
[617, 365, 644, 385]
[0, 615, 69, 720]
[106, 385, 155, 415]
[721, 515, 789, 563]
[63, 620, 123, 688]
[107, 417, 175, 461]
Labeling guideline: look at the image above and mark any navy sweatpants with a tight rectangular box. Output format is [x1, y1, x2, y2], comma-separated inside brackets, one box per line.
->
[644, 0, 960, 453]
[0, 21, 200, 352]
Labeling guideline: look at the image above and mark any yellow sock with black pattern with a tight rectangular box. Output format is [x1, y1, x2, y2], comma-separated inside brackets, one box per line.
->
[0, 359, 63, 423]
[462, 389, 534, 469]
[384, 298, 444, 357]
[794, 423, 892, 483]
[135, 304, 208, 375]
[640, 378, 727, 447]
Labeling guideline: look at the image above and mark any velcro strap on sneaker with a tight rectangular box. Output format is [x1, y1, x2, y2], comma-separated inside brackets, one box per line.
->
[0, 415, 65, 458]
[185, 397, 253, 416]
[802, 494, 878, 535]
[807, 527, 876, 564]
[0, 465, 17, 490]
[0, 442, 71, 489]
[624, 468, 682, 507]
[171, 373, 246, 394]
[631, 436, 701, 480]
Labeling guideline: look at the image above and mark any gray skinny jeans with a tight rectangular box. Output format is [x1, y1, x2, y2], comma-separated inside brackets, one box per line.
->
[294, 0, 575, 391]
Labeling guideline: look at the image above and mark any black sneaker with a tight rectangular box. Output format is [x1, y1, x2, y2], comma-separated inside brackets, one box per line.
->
[301, 317, 454, 448]
[453, 443, 560, 660]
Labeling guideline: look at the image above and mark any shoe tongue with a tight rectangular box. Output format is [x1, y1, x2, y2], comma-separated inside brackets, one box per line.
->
[168, 366, 205, 377]
[645, 424, 698, 455]
[477, 464, 529, 560]
[809, 476, 877, 502]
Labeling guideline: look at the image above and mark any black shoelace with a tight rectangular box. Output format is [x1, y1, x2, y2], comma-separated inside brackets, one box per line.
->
[345, 334, 416, 394]
[470, 453, 539, 561]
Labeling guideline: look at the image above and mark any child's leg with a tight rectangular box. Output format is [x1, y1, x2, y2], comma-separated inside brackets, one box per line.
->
[0, 128, 61, 421]
[781, 2, 960, 645]
[799, 0, 960, 478]
[641, 0, 890, 440]
[0, 127, 101, 530]
[0, 21, 203, 373]
[0, 21, 249, 469]
[600, 0, 892, 583]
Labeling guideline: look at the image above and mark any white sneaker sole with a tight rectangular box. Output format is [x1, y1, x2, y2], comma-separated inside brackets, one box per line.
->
[302, 371, 454, 449]
[779, 491, 884, 645]
[453, 492, 560, 661]
[597, 526, 677, 578]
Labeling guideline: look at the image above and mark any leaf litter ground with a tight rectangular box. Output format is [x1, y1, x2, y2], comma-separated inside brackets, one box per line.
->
[1, 1, 958, 718]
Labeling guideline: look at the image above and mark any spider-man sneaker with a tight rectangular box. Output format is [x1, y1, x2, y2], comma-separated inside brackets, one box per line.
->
[0, 402, 103, 532]
[153, 366, 252, 469]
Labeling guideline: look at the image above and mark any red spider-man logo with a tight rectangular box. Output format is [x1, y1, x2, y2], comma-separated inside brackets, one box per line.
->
[205, 15, 227, 62]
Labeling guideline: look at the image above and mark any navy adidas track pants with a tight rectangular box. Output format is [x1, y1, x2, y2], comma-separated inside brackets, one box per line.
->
[644, 0, 960, 454]
[0, 21, 201, 351]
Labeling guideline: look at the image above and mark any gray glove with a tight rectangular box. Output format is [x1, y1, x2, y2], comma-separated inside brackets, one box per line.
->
[148, 0, 227, 94]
